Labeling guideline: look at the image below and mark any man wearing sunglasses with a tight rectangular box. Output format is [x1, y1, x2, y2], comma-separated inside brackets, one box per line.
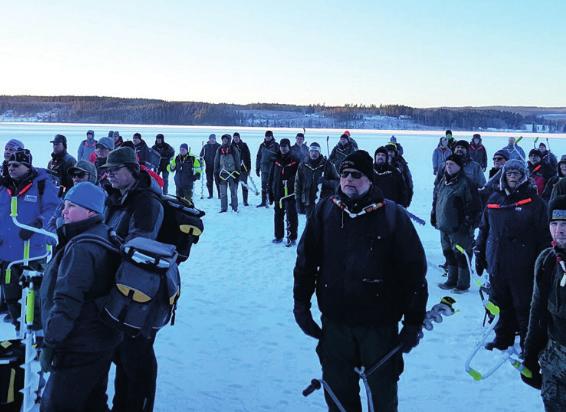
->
[479, 150, 509, 206]
[294, 150, 428, 412]
[0, 149, 59, 326]
[1, 139, 24, 180]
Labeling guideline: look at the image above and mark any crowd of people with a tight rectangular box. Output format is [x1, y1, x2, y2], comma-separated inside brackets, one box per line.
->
[1, 128, 565, 411]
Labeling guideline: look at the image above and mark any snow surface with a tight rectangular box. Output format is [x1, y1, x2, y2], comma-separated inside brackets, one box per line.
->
[2, 123, 565, 412]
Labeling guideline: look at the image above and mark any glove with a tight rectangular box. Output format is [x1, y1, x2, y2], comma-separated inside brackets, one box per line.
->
[40, 346, 55, 373]
[256, 170, 260, 177]
[474, 247, 487, 276]
[430, 212, 437, 229]
[293, 302, 322, 340]
[19, 219, 42, 240]
[399, 324, 422, 353]
[521, 356, 542, 390]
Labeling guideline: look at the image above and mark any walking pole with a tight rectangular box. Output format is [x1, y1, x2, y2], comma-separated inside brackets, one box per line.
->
[326, 136, 330, 157]
[200, 141, 205, 199]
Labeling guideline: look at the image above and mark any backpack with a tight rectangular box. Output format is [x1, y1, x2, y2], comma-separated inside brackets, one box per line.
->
[0, 340, 24, 412]
[66, 234, 181, 338]
[147, 148, 162, 169]
[155, 194, 205, 263]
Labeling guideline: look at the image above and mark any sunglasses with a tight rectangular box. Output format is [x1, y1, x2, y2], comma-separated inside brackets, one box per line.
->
[340, 170, 363, 179]
[71, 171, 87, 179]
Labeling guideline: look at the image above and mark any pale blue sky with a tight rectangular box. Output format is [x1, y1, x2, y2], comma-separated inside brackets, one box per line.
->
[0, 0, 564, 107]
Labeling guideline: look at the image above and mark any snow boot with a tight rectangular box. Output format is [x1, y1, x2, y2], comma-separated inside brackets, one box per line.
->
[438, 265, 458, 290]
[485, 336, 514, 351]
[285, 239, 296, 247]
[272, 238, 283, 244]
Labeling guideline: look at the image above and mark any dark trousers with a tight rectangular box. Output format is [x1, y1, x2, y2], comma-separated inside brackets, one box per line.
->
[239, 171, 249, 205]
[159, 169, 169, 195]
[490, 272, 533, 348]
[440, 229, 472, 289]
[41, 350, 114, 412]
[112, 335, 157, 412]
[274, 197, 298, 240]
[260, 170, 269, 205]
[205, 166, 220, 198]
[176, 185, 194, 203]
[317, 317, 401, 412]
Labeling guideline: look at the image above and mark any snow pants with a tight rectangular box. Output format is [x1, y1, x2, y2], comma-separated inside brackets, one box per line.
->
[440, 229, 472, 289]
[489, 268, 534, 349]
[316, 317, 401, 412]
[260, 167, 270, 205]
[239, 170, 249, 205]
[112, 335, 157, 412]
[274, 197, 298, 241]
[159, 169, 169, 195]
[219, 178, 238, 212]
[41, 350, 114, 412]
[540, 340, 566, 412]
[205, 165, 220, 198]
[176, 184, 194, 203]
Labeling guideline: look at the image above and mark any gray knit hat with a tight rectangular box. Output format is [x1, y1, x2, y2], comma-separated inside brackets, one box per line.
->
[5, 139, 24, 150]
[64, 182, 106, 214]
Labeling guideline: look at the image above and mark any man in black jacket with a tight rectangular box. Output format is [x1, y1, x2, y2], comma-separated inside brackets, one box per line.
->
[522, 196, 566, 409]
[47, 134, 77, 196]
[290, 132, 309, 163]
[101, 147, 164, 412]
[268, 139, 298, 245]
[232, 132, 252, 206]
[152, 134, 175, 195]
[132, 133, 151, 168]
[373, 146, 409, 207]
[39, 182, 121, 412]
[200, 134, 221, 199]
[293, 150, 428, 412]
[256, 130, 279, 207]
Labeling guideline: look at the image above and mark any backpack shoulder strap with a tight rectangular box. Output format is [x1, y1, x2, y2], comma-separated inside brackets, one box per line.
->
[64, 232, 120, 257]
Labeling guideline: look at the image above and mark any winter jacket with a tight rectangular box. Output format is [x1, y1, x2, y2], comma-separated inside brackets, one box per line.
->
[152, 141, 175, 173]
[290, 143, 309, 163]
[214, 144, 241, 181]
[40, 215, 122, 352]
[391, 155, 414, 206]
[541, 151, 558, 170]
[294, 156, 338, 207]
[528, 161, 556, 196]
[104, 171, 164, 241]
[200, 142, 221, 171]
[0, 168, 59, 263]
[77, 138, 97, 162]
[479, 168, 503, 206]
[232, 141, 252, 173]
[256, 140, 280, 175]
[436, 155, 486, 188]
[525, 246, 566, 359]
[373, 163, 409, 207]
[476, 182, 550, 280]
[134, 139, 152, 166]
[328, 142, 356, 172]
[268, 153, 299, 203]
[293, 185, 428, 327]
[47, 151, 77, 193]
[432, 170, 482, 233]
[469, 140, 488, 171]
[501, 143, 526, 161]
[170, 153, 200, 189]
[432, 141, 452, 175]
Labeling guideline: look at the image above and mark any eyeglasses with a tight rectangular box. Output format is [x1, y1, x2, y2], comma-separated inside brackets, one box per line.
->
[106, 166, 125, 174]
[7, 162, 22, 168]
[340, 170, 363, 179]
[71, 171, 87, 179]
[493, 157, 505, 161]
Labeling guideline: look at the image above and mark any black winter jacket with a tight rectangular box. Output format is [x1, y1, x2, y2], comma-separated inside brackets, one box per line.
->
[295, 156, 338, 207]
[373, 163, 409, 207]
[200, 142, 221, 170]
[268, 153, 299, 203]
[232, 141, 252, 173]
[40, 216, 122, 352]
[104, 171, 164, 241]
[293, 185, 428, 326]
[256, 140, 280, 175]
[328, 142, 355, 172]
[47, 151, 77, 193]
[152, 142, 175, 173]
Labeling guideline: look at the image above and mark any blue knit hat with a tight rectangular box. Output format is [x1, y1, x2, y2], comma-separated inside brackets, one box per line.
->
[64, 182, 106, 214]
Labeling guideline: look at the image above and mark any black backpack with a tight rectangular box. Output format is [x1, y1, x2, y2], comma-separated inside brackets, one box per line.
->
[66, 235, 181, 338]
[0, 340, 24, 412]
[155, 195, 205, 263]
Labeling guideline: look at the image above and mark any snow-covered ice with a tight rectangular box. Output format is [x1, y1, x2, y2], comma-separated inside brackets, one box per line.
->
[2, 123, 563, 411]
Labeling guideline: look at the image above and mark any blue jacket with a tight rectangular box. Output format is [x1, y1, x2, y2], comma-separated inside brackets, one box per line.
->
[0, 168, 59, 263]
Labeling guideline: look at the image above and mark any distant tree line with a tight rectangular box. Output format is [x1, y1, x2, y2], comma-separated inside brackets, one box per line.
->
[0, 95, 561, 131]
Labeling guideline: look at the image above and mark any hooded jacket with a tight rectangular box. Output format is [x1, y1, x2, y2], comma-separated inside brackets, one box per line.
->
[152, 138, 175, 173]
[373, 161, 409, 207]
[329, 141, 356, 172]
[47, 151, 77, 193]
[295, 156, 338, 207]
[268, 152, 299, 203]
[469, 137, 488, 171]
[256, 139, 280, 175]
[432, 139, 452, 175]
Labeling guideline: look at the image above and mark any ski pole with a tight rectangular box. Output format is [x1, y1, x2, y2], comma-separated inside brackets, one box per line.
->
[533, 137, 539, 148]
[546, 137, 551, 151]
[401, 208, 425, 226]
[326, 136, 330, 157]
[242, 164, 260, 195]
[200, 141, 205, 199]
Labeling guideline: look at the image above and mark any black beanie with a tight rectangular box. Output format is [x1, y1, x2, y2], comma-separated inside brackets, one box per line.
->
[374, 146, 389, 159]
[9, 149, 32, 167]
[446, 154, 465, 169]
[529, 149, 542, 158]
[280, 138, 291, 148]
[340, 150, 374, 179]
[454, 140, 470, 151]
[265, 130, 273, 137]
[549, 195, 566, 221]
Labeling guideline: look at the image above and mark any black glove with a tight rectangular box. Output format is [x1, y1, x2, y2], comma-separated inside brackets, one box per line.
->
[193, 174, 201, 181]
[40, 346, 55, 373]
[256, 170, 260, 177]
[399, 324, 422, 353]
[19, 219, 42, 241]
[293, 302, 322, 340]
[521, 356, 542, 390]
[474, 247, 487, 276]
[430, 212, 437, 229]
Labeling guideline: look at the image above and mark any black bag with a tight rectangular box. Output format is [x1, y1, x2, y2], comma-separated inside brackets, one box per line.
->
[66, 236, 181, 338]
[0, 340, 24, 412]
[157, 195, 205, 263]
